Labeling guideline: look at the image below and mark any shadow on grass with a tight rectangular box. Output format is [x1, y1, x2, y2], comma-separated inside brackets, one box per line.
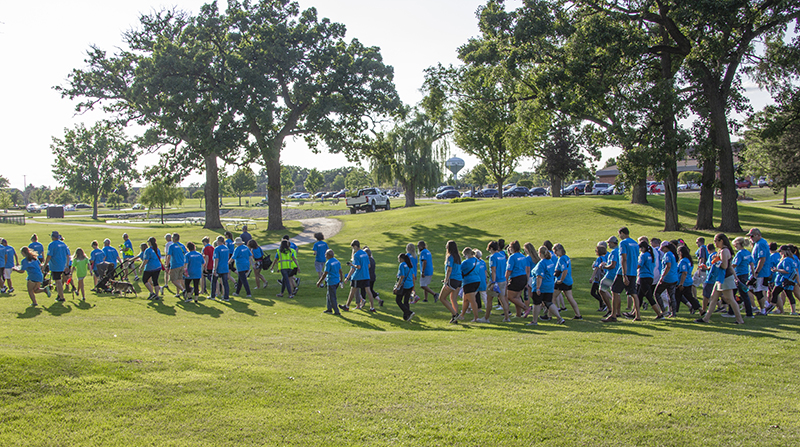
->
[594, 205, 663, 227]
[175, 300, 224, 318]
[74, 299, 95, 310]
[220, 299, 258, 317]
[147, 300, 177, 316]
[16, 306, 43, 319]
[43, 302, 73, 316]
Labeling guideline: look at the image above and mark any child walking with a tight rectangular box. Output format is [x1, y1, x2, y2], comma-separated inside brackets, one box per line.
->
[72, 248, 90, 301]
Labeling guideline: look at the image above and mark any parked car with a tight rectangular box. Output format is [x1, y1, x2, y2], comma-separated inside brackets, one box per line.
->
[64, 204, 76, 212]
[346, 188, 391, 213]
[313, 192, 326, 199]
[504, 186, 530, 197]
[648, 181, 665, 193]
[436, 185, 456, 194]
[26, 203, 41, 213]
[590, 183, 612, 195]
[758, 176, 768, 188]
[297, 193, 311, 199]
[481, 188, 499, 198]
[132, 203, 144, 210]
[529, 187, 547, 196]
[76, 203, 91, 209]
[736, 179, 752, 188]
[562, 183, 586, 195]
[333, 190, 347, 198]
[436, 189, 461, 199]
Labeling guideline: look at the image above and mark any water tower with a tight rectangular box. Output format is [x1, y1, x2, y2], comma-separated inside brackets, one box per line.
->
[445, 157, 465, 180]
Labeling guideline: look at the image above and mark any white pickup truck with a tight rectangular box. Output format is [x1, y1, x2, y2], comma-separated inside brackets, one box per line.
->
[345, 188, 391, 214]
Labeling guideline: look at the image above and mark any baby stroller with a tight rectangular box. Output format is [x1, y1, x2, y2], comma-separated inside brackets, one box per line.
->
[94, 262, 116, 293]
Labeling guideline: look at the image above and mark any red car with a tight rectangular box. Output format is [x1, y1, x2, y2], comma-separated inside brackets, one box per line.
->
[736, 179, 752, 188]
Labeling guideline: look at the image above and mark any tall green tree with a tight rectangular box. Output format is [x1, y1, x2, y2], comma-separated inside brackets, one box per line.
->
[139, 175, 185, 224]
[304, 169, 324, 196]
[743, 108, 800, 204]
[370, 111, 446, 207]
[229, 167, 257, 206]
[345, 168, 372, 192]
[0, 175, 8, 188]
[51, 122, 138, 219]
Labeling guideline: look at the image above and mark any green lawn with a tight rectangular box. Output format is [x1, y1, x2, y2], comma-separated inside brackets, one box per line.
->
[1, 194, 798, 446]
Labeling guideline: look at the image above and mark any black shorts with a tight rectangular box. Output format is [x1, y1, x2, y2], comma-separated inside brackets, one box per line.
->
[532, 291, 553, 306]
[354, 279, 370, 289]
[447, 279, 462, 289]
[143, 269, 161, 286]
[508, 275, 527, 292]
[290, 267, 298, 277]
[204, 269, 213, 278]
[463, 282, 479, 294]
[554, 282, 572, 291]
[51, 271, 64, 281]
[612, 275, 637, 295]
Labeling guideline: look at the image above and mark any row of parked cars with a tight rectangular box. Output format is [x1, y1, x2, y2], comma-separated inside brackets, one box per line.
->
[26, 203, 92, 213]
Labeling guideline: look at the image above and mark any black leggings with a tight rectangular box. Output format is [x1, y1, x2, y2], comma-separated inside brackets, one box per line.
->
[676, 285, 702, 313]
[184, 278, 200, 296]
[395, 287, 412, 319]
[590, 282, 603, 304]
[771, 285, 797, 305]
[655, 281, 677, 312]
[638, 278, 656, 306]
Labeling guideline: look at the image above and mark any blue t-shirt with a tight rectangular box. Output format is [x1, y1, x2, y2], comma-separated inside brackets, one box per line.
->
[461, 257, 480, 285]
[490, 251, 507, 282]
[4, 245, 15, 268]
[661, 251, 679, 284]
[533, 258, 555, 293]
[770, 252, 782, 281]
[325, 258, 341, 285]
[752, 238, 771, 278]
[252, 246, 264, 260]
[704, 250, 718, 285]
[352, 249, 370, 281]
[603, 248, 619, 281]
[29, 241, 45, 261]
[477, 259, 487, 291]
[419, 249, 433, 277]
[593, 254, 607, 282]
[638, 252, 654, 279]
[168, 242, 186, 269]
[555, 255, 573, 286]
[397, 262, 414, 289]
[102, 246, 120, 267]
[678, 258, 694, 287]
[776, 257, 798, 286]
[408, 253, 418, 279]
[214, 245, 230, 274]
[90, 248, 105, 269]
[21, 258, 44, 283]
[185, 251, 204, 279]
[143, 247, 162, 271]
[446, 255, 463, 281]
[618, 237, 639, 277]
[313, 241, 329, 263]
[233, 245, 251, 272]
[733, 249, 753, 277]
[225, 239, 235, 255]
[123, 239, 134, 259]
[507, 252, 527, 278]
[47, 240, 70, 272]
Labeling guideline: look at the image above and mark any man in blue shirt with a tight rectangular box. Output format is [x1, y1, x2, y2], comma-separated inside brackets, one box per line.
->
[44, 231, 70, 302]
[317, 248, 343, 315]
[340, 239, 377, 312]
[29, 234, 45, 263]
[748, 228, 772, 313]
[611, 227, 641, 320]
[312, 232, 329, 282]
[1, 239, 17, 294]
[166, 233, 187, 297]
[211, 235, 231, 301]
[417, 240, 437, 302]
[102, 239, 121, 268]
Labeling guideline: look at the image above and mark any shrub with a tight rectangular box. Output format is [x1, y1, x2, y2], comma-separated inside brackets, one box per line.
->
[450, 197, 477, 204]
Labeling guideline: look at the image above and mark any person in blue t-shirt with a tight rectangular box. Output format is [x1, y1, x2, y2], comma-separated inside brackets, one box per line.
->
[505, 241, 533, 320]
[676, 245, 702, 315]
[183, 242, 204, 302]
[527, 245, 565, 326]
[482, 240, 510, 322]
[44, 231, 70, 302]
[747, 228, 772, 311]
[475, 249, 487, 310]
[417, 241, 437, 302]
[696, 233, 744, 324]
[552, 243, 582, 320]
[29, 233, 45, 263]
[436, 240, 462, 324]
[590, 242, 609, 312]
[730, 237, 755, 317]
[456, 247, 482, 323]
[405, 243, 420, 304]
[165, 233, 187, 297]
[1, 239, 18, 294]
[312, 232, 329, 282]
[232, 237, 253, 297]
[340, 239, 376, 312]
[247, 239, 268, 289]
[211, 236, 231, 301]
[12, 246, 50, 306]
[600, 237, 619, 321]
[317, 249, 343, 315]
[655, 241, 680, 317]
[102, 238, 121, 269]
[394, 253, 416, 322]
[609, 227, 640, 322]
[770, 245, 798, 314]
[89, 240, 105, 286]
[138, 237, 163, 300]
[636, 240, 665, 318]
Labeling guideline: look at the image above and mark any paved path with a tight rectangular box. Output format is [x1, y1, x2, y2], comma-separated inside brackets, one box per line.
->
[27, 219, 143, 230]
[260, 217, 343, 251]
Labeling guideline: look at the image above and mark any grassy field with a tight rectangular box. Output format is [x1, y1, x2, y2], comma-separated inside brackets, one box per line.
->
[1, 194, 799, 446]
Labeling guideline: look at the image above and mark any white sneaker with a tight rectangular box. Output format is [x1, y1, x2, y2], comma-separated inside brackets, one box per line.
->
[476, 318, 489, 323]
[502, 317, 511, 323]
[246, 294, 252, 298]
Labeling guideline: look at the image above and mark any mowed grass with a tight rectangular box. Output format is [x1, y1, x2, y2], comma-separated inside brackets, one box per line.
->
[1, 194, 799, 446]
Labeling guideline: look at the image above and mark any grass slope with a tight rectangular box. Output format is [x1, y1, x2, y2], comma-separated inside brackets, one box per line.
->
[1, 195, 799, 446]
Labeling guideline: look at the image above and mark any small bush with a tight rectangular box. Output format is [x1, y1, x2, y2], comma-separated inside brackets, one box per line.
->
[450, 197, 477, 204]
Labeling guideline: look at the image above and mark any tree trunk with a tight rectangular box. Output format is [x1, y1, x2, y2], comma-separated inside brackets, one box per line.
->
[161, 205, 165, 224]
[403, 180, 416, 207]
[784, 186, 788, 205]
[495, 175, 506, 198]
[695, 152, 716, 230]
[631, 178, 648, 204]
[92, 192, 99, 220]
[707, 89, 742, 232]
[266, 140, 284, 231]
[550, 175, 561, 198]
[663, 165, 679, 231]
[203, 154, 223, 230]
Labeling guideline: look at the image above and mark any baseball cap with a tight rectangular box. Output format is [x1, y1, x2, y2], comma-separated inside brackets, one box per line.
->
[51, 230, 60, 238]
[606, 236, 618, 244]
[746, 228, 760, 237]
